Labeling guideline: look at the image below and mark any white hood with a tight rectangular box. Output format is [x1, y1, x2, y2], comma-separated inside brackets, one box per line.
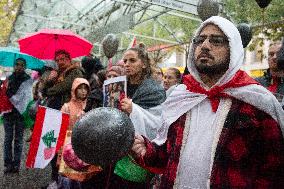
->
[153, 16, 284, 145]
[187, 16, 244, 88]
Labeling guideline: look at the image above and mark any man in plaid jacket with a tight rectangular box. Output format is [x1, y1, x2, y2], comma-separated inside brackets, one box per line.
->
[132, 16, 284, 189]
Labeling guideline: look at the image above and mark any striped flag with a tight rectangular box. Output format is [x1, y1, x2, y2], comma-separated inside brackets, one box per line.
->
[26, 106, 69, 169]
[9, 78, 33, 114]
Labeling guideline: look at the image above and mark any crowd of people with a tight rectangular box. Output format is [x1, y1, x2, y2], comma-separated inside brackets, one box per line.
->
[0, 15, 283, 189]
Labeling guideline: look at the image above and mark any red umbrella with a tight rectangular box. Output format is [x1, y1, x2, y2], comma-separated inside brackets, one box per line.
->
[18, 29, 93, 60]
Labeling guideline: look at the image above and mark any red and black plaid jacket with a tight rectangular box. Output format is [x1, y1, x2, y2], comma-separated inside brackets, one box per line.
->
[138, 99, 284, 189]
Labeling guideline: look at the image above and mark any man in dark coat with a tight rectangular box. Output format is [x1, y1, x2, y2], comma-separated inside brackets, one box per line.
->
[255, 41, 284, 102]
[3, 58, 31, 174]
[44, 49, 84, 110]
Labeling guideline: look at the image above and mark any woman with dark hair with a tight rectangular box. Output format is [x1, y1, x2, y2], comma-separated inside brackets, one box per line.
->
[163, 67, 181, 96]
[110, 43, 166, 189]
[61, 44, 165, 188]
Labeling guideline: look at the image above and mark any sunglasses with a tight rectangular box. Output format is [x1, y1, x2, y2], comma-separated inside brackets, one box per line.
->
[193, 35, 229, 47]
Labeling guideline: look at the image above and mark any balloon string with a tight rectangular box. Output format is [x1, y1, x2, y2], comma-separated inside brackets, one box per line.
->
[104, 163, 112, 189]
[108, 58, 112, 69]
[262, 8, 265, 34]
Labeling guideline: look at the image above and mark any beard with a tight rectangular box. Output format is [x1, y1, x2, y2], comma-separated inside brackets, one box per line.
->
[14, 70, 25, 77]
[195, 59, 229, 75]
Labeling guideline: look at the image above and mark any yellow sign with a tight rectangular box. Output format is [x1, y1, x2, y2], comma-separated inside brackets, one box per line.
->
[249, 69, 265, 78]
[162, 67, 185, 73]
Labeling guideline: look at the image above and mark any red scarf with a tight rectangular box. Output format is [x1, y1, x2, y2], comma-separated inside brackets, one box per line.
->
[268, 76, 280, 93]
[183, 70, 258, 112]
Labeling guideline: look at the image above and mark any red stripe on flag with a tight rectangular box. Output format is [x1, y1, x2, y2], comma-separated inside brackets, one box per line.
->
[26, 106, 46, 168]
[55, 112, 69, 153]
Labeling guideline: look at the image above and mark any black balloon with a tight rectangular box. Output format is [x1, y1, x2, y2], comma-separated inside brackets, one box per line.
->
[237, 23, 252, 48]
[71, 107, 135, 168]
[197, 0, 219, 21]
[102, 34, 119, 59]
[255, 0, 272, 8]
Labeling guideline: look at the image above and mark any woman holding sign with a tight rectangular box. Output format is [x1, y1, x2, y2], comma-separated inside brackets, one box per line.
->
[111, 43, 166, 188]
[63, 43, 166, 188]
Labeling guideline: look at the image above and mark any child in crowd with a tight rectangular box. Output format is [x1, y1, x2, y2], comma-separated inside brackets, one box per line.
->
[60, 78, 90, 130]
[57, 78, 97, 188]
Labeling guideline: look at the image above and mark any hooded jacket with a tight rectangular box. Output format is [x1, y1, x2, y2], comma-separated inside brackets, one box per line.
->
[61, 78, 90, 130]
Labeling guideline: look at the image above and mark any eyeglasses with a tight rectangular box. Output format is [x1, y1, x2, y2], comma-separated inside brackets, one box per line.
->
[193, 35, 229, 47]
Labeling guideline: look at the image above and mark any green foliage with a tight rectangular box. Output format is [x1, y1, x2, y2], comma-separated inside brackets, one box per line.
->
[122, 12, 199, 64]
[0, 0, 21, 46]
[129, 12, 199, 47]
[159, 15, 199, 42]
[224, 0, 284, 50]
[224, 0, 284, 23]
[42, 130, 57, 148]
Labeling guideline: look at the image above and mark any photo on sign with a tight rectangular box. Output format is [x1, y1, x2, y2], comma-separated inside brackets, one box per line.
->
[103, 76, 127, 109]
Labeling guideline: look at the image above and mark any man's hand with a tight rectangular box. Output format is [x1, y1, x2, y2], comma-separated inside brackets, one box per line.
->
[120, 98, 132, 114]
[47, 70, 58, 81]
[132, 135, 146, 157]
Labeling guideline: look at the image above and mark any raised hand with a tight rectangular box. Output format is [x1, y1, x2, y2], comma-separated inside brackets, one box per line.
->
[131, 135, 146, 157]
[120, 97, 133, 114]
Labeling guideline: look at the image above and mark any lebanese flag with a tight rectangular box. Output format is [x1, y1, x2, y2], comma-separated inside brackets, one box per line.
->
[26, 106, 69, 169]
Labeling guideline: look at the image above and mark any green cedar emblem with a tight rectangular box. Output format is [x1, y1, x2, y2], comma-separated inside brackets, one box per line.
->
[42, 130, 57, 148]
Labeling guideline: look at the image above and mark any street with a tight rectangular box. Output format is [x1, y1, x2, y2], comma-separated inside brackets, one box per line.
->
[0, 123, 51, 189]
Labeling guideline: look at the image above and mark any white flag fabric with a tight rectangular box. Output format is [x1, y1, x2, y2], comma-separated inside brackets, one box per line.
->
[26, 106, 69, 169]
[9, 78, 33, 114]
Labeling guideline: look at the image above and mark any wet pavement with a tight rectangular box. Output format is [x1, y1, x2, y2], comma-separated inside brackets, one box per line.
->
[0, 124, 52, 189]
